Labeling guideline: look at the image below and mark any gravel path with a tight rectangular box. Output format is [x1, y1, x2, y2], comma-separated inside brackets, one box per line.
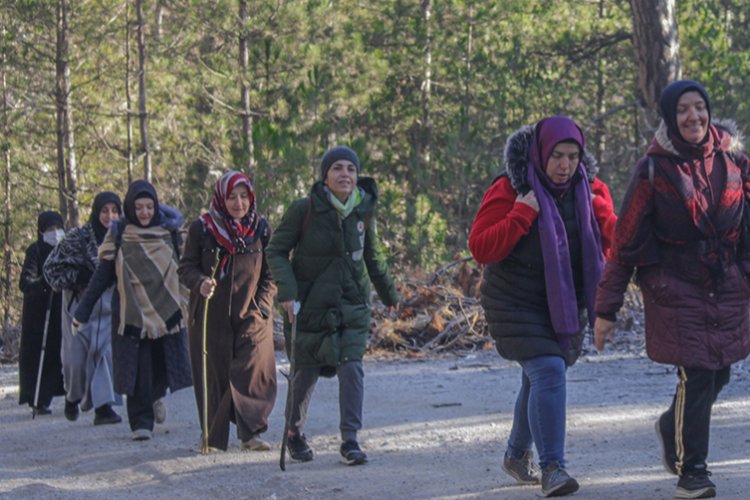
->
[1, 349, 748, 499]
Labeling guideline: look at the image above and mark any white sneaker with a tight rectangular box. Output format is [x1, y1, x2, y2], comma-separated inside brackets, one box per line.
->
[153, 398, 167, 424]
[241, 436, 272, 451]
[132, 429, 153, 441]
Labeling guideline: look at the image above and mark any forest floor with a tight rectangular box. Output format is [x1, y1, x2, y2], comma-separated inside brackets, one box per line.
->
[1, 340, 749, 500]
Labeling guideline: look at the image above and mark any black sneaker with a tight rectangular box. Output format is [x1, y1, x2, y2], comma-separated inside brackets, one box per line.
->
[287, 434, 314, 462]
[64, 399, 80, 422]
[541, 462, 579, 497]
[675, 470, 716, 499]
[502, 450, 541, 485]
[340, 440, 367, 466]
[655, 414, 678, 475]
[93, 404, 122, 426]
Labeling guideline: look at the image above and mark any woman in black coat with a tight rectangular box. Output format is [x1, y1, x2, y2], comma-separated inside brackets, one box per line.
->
[18, 211, 66, 415]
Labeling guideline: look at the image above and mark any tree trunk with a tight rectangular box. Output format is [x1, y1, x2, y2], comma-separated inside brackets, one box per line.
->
[125, 0, 133, 184]
[238, 0, 255, 177]
[630, 0, 681, 127]
[420, 0, 432, 173]
[56, 0, 79, 228]
[1, 48, 12, 327]
[135, 0, 151, 182]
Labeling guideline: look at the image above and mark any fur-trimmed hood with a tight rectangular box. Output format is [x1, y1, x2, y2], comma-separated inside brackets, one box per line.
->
[503, 125, 599, 193]
[652, 118, 745, 157]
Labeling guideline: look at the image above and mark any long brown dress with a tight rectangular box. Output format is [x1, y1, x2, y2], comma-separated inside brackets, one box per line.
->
[178, 218, 277, 450]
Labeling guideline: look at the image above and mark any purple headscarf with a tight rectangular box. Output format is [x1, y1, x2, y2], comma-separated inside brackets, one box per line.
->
[526, 116, 604, 348]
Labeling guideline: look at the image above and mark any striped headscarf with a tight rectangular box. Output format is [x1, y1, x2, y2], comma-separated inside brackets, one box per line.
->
[200, 171, 259, 272]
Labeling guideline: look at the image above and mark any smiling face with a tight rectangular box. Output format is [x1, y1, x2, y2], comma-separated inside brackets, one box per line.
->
[676, 90, 709, 144]
[226, 184, 251, 221]
[134, 197, 155, 226]
[324, 160, 358, 202]
[98, 202, 120, 228]
[545, 141, 580, 185]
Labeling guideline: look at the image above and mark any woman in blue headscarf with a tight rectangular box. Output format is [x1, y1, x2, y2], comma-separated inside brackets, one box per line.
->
[470, 116, 616, 497]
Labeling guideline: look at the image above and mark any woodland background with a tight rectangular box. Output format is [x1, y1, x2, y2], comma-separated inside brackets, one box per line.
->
[0, 0, 748, 342]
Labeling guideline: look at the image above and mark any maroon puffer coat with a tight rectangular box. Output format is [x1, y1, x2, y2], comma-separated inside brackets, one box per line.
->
[596, 121, 750, 369]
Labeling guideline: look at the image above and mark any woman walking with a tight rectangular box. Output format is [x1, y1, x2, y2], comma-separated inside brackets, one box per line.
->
[267, 145, 399, 466]
[18, 211, 66, 415]
[595, 80, 750, 499]
[44, 192, 123, 425]
[73, 180, 192, 441]
[178, 170, 277, 452]
[469, 116, 615, 497]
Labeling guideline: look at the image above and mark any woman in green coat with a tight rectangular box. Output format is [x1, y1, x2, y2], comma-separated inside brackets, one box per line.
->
[267, 145, 398, 466]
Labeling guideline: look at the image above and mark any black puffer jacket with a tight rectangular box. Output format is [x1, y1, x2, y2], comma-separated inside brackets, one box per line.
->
[480, 126, 594, 366]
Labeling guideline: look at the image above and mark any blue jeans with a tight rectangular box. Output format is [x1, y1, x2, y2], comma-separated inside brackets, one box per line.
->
[506, 355, 567, 469]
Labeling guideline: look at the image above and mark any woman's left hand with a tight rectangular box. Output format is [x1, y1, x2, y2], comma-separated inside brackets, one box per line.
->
[593, 317, 615, 351]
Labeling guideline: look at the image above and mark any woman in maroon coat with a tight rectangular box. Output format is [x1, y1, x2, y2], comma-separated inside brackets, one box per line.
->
[595, 80, 750, 499]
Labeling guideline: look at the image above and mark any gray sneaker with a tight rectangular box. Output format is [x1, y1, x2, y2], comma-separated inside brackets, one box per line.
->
[541, 462, 579, 497]
[502, 451, 541, 485]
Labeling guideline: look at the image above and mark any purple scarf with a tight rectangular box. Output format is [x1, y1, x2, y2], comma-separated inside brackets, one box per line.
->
[526, 116, 604, 348]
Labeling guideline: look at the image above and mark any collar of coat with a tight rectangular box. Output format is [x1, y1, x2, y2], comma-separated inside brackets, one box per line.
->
[653, 118, 745, 157]
[502, 125, 599, 193]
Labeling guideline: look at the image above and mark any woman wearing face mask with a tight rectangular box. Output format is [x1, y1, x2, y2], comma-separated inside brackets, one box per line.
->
[18, 211, 66, 415]
[267, 146, 399, 466]
[595, 80, 750, 499]
[73, 180, 192, 441]
[469, 116, 616, 497]
[44, 192, 123, 426]
[178, 171, 277, 452]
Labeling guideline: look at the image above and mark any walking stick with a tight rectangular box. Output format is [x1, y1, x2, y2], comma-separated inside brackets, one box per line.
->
[32, 292, 55, 419]
[201, 250, 221, 455]
[279, 301, 300, 471]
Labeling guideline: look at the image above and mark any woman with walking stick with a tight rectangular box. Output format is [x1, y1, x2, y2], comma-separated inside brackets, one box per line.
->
[18, 211, 66, 416]
[266, 145, 399, 466]
[178, 170, 277, 452]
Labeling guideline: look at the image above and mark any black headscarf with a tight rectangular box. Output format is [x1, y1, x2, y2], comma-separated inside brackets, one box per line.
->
[123, 179, 160, 228]
[36, 210, 64, 263]
[89, 191, 122, 244]
[658, 79, 712, 142]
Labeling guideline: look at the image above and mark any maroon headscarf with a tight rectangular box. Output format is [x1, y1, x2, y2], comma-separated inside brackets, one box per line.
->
[526, 116, 604, 347]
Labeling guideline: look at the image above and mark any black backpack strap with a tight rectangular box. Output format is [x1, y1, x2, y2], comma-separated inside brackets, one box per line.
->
[648, 156, 654, 186]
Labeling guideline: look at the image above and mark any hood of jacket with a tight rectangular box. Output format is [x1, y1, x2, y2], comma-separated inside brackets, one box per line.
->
[502, 125, 598, 193]
[648, 118, 745, 158]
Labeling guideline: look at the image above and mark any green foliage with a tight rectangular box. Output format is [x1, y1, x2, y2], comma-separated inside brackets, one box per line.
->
[1, 0, 750, 325]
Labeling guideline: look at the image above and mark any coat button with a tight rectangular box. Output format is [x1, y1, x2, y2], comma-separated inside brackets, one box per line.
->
[708, 292, 715, 298]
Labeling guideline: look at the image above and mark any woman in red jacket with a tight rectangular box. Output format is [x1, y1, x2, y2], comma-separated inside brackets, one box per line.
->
[469, 116, 615, 497]
[595, 80, 750, 499]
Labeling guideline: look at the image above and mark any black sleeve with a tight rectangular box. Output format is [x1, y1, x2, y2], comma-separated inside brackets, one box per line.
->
[73, 259, 116, 324]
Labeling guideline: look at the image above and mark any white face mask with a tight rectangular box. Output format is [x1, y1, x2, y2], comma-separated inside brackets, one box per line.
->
[42, 229, 65, 246]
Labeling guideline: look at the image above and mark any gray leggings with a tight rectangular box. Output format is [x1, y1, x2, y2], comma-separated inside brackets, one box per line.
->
[288, 360, 364, 442]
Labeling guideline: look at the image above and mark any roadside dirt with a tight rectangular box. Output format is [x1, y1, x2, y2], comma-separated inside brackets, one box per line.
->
[1, 347, 748, 499]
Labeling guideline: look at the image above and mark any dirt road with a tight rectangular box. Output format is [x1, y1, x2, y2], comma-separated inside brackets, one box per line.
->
[1, 350, 748, 499]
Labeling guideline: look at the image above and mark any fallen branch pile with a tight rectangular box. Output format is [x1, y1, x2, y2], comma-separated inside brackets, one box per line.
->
[368, 256, 492, 356]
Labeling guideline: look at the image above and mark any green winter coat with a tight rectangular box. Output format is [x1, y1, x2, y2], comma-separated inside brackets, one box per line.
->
[266, 177, 398, 373]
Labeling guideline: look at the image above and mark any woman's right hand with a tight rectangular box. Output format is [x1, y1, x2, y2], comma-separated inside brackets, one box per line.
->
[593, 317, 615, 351]
[280, 300, 296, 322]
[199, 277, 217, 298]
[516, 190, 539, 212]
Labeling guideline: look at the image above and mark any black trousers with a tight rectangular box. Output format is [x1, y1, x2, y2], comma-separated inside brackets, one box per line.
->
[126, 337, 168, 432]
[661, 365, 731, 474]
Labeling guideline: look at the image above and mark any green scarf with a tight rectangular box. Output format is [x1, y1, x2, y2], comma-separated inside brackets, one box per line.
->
[327, 187, 362, 218]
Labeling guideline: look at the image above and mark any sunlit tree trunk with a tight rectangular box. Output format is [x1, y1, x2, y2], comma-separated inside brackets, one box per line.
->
[238, 0, 255, 177]
[631, 0, 681, 127]
[55, 0, 79, 227]
[125, 0, 133, 184]
[135, 0, 151, 182]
